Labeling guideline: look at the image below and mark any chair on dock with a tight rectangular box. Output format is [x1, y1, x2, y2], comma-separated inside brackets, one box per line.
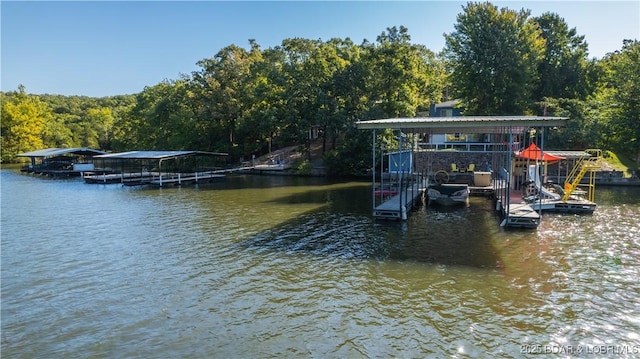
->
[467, 163, 475, 172]
[451, 163, 459, 172]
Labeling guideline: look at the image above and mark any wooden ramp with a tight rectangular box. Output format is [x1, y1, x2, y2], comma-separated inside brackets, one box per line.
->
[373, 183, 425, 220]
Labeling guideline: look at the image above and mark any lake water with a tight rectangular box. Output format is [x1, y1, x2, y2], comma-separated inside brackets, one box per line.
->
[2, 168, 639, 357]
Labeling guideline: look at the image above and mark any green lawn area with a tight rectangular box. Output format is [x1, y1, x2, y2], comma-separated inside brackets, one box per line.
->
[603, 151, 639, 177]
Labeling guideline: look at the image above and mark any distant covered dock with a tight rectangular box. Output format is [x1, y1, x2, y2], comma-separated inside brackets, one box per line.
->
[17, 147, 106, 176]
[355, 116, 569, 228]
[86, 150, 229, 186]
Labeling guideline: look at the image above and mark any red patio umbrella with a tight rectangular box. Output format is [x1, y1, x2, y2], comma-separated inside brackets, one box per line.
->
[516, 143, 565, 162]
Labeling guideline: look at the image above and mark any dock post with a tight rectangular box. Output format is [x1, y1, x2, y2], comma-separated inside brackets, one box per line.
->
[372, 130, 376, 215]
[397, 129, 404, 216]
[159, 175, 163, 187]
[178, 173, 181, 185]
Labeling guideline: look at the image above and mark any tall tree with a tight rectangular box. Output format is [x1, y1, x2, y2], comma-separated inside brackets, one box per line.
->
[279, 37, 324, 153]
[241, 45, 289, 155]
[194, 43, 261, 157]
[120, 79, 204, 150]
[533, 12, 592, 100]
[365, 26, 443, 118]
[595, 40, 640, 163]
[443, 2, 545, 115]
[86, 107, 115, 150]
[1, 86, 51, 162]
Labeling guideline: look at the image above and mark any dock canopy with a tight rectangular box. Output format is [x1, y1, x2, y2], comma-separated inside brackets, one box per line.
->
[17, 147, 106, 158]
[17, 147, 108, 176]
[355, 116, 569, 133]
[94, 150, 228, 160]
[92, 150, 229, 177]
[517, 143, 565, 162]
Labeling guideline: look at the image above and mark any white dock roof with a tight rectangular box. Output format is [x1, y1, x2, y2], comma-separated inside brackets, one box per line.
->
[355, 116, 569, 133]
[17, 147, 106, 157]
[94, 150, 228, 160]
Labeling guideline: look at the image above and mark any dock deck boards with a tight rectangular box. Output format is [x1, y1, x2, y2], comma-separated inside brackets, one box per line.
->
[373, 183, 425, 220]
[148, 172, 225, 186]
[495, 189, 540, 228]
[84, 165, 264, 186]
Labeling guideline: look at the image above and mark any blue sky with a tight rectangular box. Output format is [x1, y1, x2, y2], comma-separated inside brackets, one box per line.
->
[2, 1, 639, 97]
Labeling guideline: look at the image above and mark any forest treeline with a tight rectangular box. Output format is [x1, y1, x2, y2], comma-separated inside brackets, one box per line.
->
[2, 2, 639, 175]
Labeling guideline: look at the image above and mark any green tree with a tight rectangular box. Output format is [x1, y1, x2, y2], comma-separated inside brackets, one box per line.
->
[1, 86, 51, 162]
[241, 45, 289, 155]
[279, 37, 324, 155]
[443, 2, 545, 115]
[86, 107, 115, 150]
[194, 43, 261, 158]
[121, 79, 204, 150]
[542, 97, 604, 149]
[533, 12, 593, 100]
[365, 26, 443, 118]
[595, 40, 640, 163]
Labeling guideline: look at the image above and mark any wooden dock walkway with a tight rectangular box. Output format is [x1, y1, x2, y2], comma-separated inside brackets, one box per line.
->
[83, 165, 268, 186]
[373, 183, 426, 220]
[495, 189, 540, 229]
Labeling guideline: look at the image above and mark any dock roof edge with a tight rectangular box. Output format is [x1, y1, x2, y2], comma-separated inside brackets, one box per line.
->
[16, 148, 107, 157]
[355, 116, 569, 133]
[94, 150, 228, 160]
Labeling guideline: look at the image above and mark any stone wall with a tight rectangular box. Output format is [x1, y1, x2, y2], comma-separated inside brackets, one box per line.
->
[414, 151, 494, 173]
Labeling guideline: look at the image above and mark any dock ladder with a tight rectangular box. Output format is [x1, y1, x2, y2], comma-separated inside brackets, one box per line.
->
[562, 149, 602, 201]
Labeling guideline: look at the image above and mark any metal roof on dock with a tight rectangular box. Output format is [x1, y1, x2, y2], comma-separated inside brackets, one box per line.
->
[355, 116, 569, 133]
[94, 150, 228, 160]
[543, 150, 592, 159]
[17, 148, 107, 157]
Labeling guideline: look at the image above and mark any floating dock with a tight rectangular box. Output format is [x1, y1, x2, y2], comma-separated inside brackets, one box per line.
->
[373, 182, 426, 220]
[84, 169, 248, 186]
[528, 199, 596, 214]
[495, 189, 541, 229]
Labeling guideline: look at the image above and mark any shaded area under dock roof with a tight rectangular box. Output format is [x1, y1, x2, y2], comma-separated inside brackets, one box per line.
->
[355, 116, 569, 133]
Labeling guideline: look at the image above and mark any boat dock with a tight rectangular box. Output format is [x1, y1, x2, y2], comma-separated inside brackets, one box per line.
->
[83, 166, 257, 187]
[495, 189, 541, 229]
[355, 116, 573, 229]
[373, 182, 426, 220]
[83, 171, 227, 186]
[17, 147, 108, 177]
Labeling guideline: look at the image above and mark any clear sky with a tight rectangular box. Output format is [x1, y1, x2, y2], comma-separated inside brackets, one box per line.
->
[2, 1, 639, 97]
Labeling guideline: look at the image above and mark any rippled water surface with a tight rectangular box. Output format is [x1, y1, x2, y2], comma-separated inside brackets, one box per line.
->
[2, 169, 639, 357]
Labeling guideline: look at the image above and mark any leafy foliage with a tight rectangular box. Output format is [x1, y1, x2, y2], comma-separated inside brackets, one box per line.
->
[2, 6, 639, 171]
[594, 40, 640, 162]
[1, 86, 50, 161]
[533, 12, 593, 100]
[444, 2, 545, 115]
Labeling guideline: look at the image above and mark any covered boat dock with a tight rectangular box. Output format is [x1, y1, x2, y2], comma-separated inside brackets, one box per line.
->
[17, 147, 107, 176]
[86, 150, 229, 186]
[355, 116, 569, 228]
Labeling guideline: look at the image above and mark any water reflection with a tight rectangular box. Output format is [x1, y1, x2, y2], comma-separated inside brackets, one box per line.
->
[242, 189, 505, 268]
[2, 170, 639, 358]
